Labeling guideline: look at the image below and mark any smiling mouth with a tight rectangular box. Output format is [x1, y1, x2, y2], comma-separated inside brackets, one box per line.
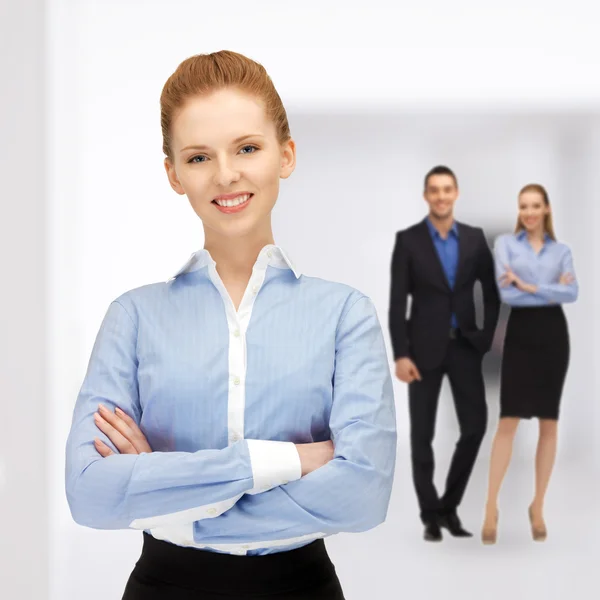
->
[212, 193, 253, 208]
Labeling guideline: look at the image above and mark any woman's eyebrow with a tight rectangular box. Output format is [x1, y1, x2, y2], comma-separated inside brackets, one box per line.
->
[181, 134, 265, 153]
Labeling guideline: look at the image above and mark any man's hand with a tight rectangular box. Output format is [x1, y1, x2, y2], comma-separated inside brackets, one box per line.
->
[294, 441, 334, 476]
[93, 404, 153, 457]
[395, 357, 421, 384]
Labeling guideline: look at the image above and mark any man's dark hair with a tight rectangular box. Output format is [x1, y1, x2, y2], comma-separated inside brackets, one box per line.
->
[424, 165, 458, 191]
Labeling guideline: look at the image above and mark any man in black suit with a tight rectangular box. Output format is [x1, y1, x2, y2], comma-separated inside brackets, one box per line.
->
[389, 165, 500, 542]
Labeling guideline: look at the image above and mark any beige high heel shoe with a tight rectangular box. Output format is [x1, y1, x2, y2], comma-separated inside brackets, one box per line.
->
[481, 510, 499, 545]
[528, 505, 547, 542]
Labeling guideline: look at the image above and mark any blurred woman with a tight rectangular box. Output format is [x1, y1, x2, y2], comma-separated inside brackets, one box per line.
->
[481, 183, 578, 544]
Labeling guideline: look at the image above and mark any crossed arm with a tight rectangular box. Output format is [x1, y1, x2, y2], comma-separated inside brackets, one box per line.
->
[494, 236, 579, 305]
[65, 295, 397, 543]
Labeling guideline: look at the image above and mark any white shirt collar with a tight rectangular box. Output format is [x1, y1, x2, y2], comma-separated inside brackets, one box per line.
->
[167, 244, 302, 283]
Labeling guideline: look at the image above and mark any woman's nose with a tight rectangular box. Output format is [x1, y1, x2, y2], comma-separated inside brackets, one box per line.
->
[213, 160, 241, 186]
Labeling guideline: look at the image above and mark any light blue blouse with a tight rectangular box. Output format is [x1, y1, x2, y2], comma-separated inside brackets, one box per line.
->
[493, 231, 579, 306]
[65, 245, 397, 556]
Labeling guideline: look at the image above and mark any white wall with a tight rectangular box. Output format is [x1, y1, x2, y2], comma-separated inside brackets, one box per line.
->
[2, 1, 598, 599]
[0, 1, 49, 599]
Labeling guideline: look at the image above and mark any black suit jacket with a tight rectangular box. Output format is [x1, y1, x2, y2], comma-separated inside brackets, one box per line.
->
[388, 219, 500, 371]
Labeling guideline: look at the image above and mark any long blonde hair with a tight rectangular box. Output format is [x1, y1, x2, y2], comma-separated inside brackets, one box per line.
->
[514, 183, 556, 241]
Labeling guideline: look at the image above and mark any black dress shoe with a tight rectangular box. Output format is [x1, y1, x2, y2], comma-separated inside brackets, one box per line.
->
[423, 520, 443, 542]
[438, 512, 473, 537]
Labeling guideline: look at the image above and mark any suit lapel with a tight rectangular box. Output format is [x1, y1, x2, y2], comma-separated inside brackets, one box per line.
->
[419, 219, 450, 290]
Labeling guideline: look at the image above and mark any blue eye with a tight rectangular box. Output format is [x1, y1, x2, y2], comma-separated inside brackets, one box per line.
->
[240, 145, 258, 154]
[188, 155, 207, 164]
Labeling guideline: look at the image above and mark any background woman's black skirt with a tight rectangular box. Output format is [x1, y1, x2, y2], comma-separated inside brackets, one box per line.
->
[122, 533, 346, 600]
[500, 305, 570, 420]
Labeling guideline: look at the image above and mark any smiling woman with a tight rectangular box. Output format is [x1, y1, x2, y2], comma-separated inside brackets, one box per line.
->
[163, 81, 295, 251]
[481, 183, 578, 544]
[64, 50, 397, 600]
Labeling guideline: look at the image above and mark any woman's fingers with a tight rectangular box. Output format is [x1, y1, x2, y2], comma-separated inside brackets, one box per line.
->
[93, 404, 153, 456]
[94, 408, 138, 454]
[94, 437, 115, 457]
[114, 407, 153, 453]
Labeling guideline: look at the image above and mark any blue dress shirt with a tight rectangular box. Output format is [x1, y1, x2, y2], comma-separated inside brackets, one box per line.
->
[493, 231, 579, 306]
[65, 245, 397, 556]
[426, 218, 459, 327]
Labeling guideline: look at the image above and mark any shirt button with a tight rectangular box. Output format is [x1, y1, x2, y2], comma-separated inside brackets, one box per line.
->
[252, 285, 259, 294]
[267, 250, 273, 258]
[233, 376, 240, 385]
[207, 508, 217, 516]
[233, 329, 240, 337]
[242, 544, 251, 549]
[282, 480, 289, 485]
[231, 433, 241, 442]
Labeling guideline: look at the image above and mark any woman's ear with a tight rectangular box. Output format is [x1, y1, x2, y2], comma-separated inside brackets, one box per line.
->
[164, 158, 186, 195]
[279, 139, 296, 180]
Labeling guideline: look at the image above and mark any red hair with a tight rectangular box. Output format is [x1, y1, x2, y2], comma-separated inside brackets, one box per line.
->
[160, 50, 291, 159]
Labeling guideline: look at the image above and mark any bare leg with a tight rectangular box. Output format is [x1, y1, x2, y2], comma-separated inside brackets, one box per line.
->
[530, 418, 558, 528]
[483, 417, 520, 527]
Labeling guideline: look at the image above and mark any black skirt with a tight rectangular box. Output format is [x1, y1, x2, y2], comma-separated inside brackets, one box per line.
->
[122, 533, 345, 600]
[500, 305, 570, 420]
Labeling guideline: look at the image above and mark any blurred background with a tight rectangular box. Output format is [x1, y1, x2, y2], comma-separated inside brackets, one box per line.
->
[2, 1, 600, 599]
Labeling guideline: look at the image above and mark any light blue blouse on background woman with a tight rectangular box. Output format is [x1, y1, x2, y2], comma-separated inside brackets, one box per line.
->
[493, 231, 579, 306]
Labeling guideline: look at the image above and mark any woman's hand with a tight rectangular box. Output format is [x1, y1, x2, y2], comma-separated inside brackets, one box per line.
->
[294, 440, 334, 476]
[93, 404, 153, 457]
[499, 268, 537, 294]
[559, 272, 574, 285]
[498, 267, 519, 288]
[93, 404, 333, 477]
[515, 280, 537, 294]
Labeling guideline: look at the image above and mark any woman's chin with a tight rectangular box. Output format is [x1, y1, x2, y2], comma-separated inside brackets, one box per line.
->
[207, 217, 271, 240]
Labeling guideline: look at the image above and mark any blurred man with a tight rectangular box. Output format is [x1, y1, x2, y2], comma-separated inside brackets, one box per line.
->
[388, 165, 500, 542]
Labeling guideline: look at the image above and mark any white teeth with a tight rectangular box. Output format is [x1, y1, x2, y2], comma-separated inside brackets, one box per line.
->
[215, 194, 250, 207]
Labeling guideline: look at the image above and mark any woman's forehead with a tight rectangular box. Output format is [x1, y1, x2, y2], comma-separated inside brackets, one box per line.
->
[172, 90, 273, 146]
[519, 191, 544, 203]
